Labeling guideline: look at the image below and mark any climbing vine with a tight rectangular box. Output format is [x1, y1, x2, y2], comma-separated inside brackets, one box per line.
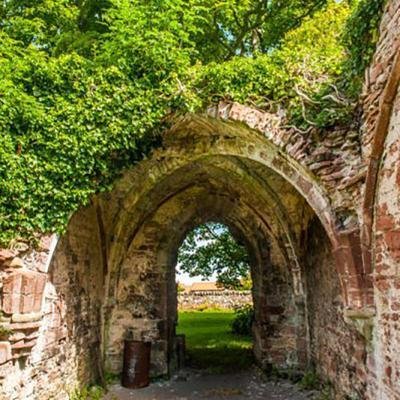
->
[0, 0, 386, 245]
[342, 0, 387, 96]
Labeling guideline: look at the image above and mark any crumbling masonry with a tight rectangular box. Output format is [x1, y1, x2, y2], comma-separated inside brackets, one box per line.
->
[0, 1, 400, 399]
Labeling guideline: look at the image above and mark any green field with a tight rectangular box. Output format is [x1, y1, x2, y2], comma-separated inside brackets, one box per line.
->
[177, 310, 253, 373]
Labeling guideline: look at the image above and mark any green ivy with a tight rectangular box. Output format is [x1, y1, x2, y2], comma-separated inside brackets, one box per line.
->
[194, 1, 350, 129]
[0, 0, 385, 245]
[342, 0, 387, 97]
[69, 385, 104, 400]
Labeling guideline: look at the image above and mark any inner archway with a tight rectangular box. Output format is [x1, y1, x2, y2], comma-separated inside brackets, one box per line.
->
[104, 152, 313, 377]
[176, 222, 254, 372]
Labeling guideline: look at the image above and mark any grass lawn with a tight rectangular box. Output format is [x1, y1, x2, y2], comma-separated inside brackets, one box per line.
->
[177, 310, 253, 373]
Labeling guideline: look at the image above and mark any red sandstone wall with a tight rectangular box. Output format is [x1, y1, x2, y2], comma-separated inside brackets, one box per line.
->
[360, 1, 400, 398]
[304, 218, 367, 399]
[361, 0, 400, 162]
[0, 206, 104, 399]
[252, 255, 307, 371]
[370, 87, 400, 400]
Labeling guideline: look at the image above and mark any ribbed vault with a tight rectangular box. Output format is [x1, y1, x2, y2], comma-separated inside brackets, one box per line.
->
[89, 115, 346, 375]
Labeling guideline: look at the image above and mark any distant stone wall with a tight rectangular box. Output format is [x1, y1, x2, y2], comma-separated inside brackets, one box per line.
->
[178, 291, 252, 310]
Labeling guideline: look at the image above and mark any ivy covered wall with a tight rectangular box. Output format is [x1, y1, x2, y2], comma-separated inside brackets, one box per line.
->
[0, 0, 385, 245]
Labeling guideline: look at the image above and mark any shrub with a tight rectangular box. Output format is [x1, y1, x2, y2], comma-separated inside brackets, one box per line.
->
[299, 370, 320, 390]
[0, 325, 12, 340]
[69, 385, 104, 400]
[231, 305, 254, 336]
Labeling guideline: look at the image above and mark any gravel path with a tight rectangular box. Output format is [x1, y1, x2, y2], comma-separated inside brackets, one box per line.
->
[104, 369, 320, 400]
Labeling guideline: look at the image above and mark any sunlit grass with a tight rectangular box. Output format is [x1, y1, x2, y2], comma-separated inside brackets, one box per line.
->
[177, 310, 253, 373]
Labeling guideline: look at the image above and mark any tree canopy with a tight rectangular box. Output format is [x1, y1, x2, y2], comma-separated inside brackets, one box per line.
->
[0, 0, 385, 245]
[177, 223, 251, 290]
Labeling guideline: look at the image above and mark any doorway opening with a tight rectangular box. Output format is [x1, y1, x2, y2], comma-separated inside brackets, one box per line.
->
[175, 222, 254, 373]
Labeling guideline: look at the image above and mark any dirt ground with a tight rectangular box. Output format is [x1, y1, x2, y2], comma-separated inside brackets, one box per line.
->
[103, 369, 321, 400]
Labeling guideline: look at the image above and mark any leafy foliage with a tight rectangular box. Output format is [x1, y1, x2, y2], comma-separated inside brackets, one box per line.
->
[231, 305, 254, 336]
[341, 0, 387, 97]
[299, 369, 321, 390]
[0, 324, 12, 340]
[69, 385, 104, 400]
[194, 1, 351, 128]
[183, 0, 329, 63]
[177, 223, 250, 289]
[0, 0, 196, 243]
[0, 0, 385, 244]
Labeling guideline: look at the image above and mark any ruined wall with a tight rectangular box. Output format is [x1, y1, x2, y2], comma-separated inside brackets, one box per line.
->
[368, 86, 400, 399]
[361, 0, 400, 162]
[0, 2, 399, 397]
[0, 207, 104, 400]
[360, 2, 400, 398]
[105, 217, 173, 378]
[305, 218, 367, 399]
[251, 241, 306, 371]
[178, 291, 252, 310]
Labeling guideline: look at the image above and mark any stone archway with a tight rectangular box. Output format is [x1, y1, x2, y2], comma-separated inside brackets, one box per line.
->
[74, 113, 363, 397]
[2, 3, 400, 398]
[104, 167, 312, 376]
[0, 111, 368, 400]
[103, 115, 364, 310]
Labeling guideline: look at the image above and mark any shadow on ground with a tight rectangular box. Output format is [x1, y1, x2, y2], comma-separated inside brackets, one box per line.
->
[104, 368, 321, 400]
[104, 311, 322, 399]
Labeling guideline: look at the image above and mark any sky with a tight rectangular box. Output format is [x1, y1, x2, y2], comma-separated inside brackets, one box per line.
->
[176, 222, 225, 285]
[176, 265, 217, 285]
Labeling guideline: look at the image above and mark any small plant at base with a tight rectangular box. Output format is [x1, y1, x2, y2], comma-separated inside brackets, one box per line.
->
[317, 384, 334, 400]
[231, 304, 254, 336]
[69, 385, 104, 400]
[299, 370, 320, 390]
[104, 371, 119, 385]
[0, 325, 12, 339]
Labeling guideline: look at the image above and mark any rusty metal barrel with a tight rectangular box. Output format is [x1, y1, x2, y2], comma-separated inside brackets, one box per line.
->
[121, 340, 151, 389]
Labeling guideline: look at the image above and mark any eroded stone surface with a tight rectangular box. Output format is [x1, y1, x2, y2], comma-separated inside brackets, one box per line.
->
[0, 2, 399, 399]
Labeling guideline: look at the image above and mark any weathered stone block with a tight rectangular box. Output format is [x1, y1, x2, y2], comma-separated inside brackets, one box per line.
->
[0, 342, 11, 364]
[25, 330, 39, 340]
[8, 332, 25, 342]
[11, 312, 43, 323]
[11, 339, 37, 350]
[384, 231, 400, 250]
[0, 315, 11, 323]
[2, 270, 46, 314]
[21, 294, 35, 314]
[8, 257, 25, 269]
[0, 250, 15, 264]
[2, 294, 21, 315]
[9, 321, 42, 330]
